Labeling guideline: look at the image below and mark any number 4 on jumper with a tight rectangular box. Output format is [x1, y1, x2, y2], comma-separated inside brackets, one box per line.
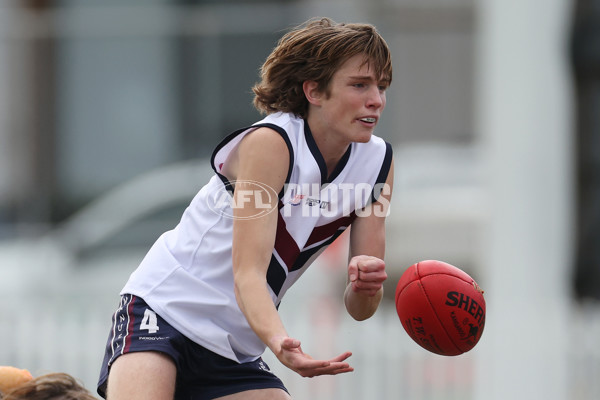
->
[140, 309, 159, 334]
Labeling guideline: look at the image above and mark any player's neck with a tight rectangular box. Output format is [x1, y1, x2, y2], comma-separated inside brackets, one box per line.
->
[307, 119, 350, 179]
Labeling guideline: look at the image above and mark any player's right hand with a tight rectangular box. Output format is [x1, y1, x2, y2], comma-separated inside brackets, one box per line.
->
[271, 336, 354, 378]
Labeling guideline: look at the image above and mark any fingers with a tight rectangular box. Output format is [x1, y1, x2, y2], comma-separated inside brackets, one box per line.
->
[350, 256, 386, 279]
[355, 268, 387, 282]
[296, 352, 354, 378]
[354, 256, 385, 274]
[302, 362, 354, 378]
[277, 338, 354, 378]
[311, 352, 354, 377]
[348, 262, 359, 283]
[328, 351, 353, 363]
[349, 256, 387, 295]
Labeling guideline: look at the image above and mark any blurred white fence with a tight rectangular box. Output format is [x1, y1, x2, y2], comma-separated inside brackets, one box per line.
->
[0, 295, 110, 386]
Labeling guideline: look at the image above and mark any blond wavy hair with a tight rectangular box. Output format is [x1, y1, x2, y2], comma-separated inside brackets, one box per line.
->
[253, 17, 393, 118]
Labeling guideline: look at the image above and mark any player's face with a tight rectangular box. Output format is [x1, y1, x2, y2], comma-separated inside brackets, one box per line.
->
[311, 54, 388, 144]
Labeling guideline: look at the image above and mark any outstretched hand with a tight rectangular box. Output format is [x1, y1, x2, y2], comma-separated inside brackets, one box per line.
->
[271, 336, 354, 378]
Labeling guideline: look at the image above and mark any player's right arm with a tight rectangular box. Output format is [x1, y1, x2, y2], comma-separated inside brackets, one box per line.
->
[229, 127, 353, 377]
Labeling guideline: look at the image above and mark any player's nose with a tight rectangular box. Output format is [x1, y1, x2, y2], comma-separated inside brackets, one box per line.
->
[366, 86, 385, 109]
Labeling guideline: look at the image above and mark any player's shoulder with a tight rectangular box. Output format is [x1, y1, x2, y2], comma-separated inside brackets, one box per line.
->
[241, 125, 289, 151]
[253, 111, 299, 127]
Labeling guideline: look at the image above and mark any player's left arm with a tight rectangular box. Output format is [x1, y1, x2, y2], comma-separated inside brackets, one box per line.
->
[344, 157, 394, 321]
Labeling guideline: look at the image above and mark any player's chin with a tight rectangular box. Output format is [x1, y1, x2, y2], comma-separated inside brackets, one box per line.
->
[353, 131, 373, 143]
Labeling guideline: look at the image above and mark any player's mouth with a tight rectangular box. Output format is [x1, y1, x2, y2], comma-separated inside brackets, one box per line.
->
[358, 116, 378, 126]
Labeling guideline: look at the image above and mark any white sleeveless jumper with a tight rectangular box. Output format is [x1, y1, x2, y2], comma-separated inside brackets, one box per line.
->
[121, 112, 393, 362]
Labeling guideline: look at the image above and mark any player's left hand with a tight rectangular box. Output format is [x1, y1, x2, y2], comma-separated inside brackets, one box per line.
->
[347, 255, 387, 297]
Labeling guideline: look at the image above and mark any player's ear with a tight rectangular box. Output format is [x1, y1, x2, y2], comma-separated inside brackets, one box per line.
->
[303, 80, 322, 106]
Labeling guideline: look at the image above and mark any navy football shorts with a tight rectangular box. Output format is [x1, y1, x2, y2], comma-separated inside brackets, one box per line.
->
[97, 294, 288, 399]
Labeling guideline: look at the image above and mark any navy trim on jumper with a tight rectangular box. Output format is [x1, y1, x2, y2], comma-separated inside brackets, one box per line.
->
[370, 141, 393, 204]
[210, 123, 295, 199]
[303, 122, 352, 185]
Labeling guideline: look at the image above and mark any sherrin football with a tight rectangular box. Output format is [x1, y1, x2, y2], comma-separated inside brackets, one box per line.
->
[395, 260, 486, 356]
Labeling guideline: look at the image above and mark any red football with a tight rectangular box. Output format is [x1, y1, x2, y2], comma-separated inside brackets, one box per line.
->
[395, 260, 486, 356]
